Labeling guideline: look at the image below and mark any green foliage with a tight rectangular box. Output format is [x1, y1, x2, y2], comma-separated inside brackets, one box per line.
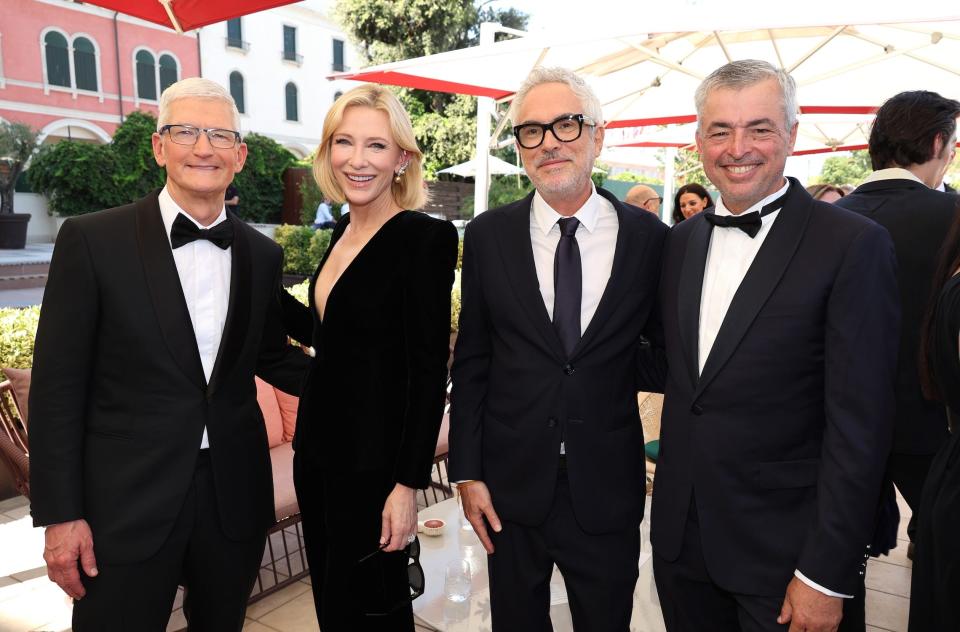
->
[0, 121, 40, 214]
[608, 171, 663, 185]
[110, 111, 165, 200]
[233, 133, 295, 224]
[298, 176, 324, 226]
[674, 150, 711, 188]
[816, 150, 872, 186]
[274, 224, 333, 275]
[414, 94, 477, 176]
[0, 306, 40, 369]
[459, 175, 534, 216]
[27, 141, 125, 216]
[451, 269, 461, 333]
[287, 279, 310, 306]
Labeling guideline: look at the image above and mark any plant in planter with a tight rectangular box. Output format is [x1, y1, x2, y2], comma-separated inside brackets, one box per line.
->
[0, 122, 40, 249]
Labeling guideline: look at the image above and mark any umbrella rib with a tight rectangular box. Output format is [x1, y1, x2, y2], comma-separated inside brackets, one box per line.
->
[713, 31, 733, 62]
[767, 29, 785, 68]
[798, 41, 932, 86]
[619, 39, 705, 80]
[785, 25, 845, 73]
[157, 0, 184, 34]
[845, 30, 960, 77]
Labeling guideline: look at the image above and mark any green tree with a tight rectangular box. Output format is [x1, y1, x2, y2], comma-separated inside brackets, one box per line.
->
[0, 122, 40, 214]
[817, 150, 872, 186]
[233, 133, 295, 223]
[674, 149, 711, 188]
[111, 111, 166, 200]
[27, 141, 124, 216]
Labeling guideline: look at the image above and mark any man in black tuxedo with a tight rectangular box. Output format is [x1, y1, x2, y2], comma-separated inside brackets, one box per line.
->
[29, 78, 308, 631]
[449, 67, 667, 631]
[836, 91, 960, 557]
[652, 60, 900, 632]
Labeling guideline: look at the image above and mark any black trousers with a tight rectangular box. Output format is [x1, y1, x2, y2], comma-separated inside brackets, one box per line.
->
[653, 498, 865, 632]
[293, 453, 414, 632]
[72, 450, 266, 632]
[487, 463, 640, 632]
[887, 452, 935, 542]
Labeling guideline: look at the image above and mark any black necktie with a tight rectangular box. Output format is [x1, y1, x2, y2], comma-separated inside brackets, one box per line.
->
[553, 217, 581, 356]
[703, 193, 786, 238]
[170, 213, 234, 249]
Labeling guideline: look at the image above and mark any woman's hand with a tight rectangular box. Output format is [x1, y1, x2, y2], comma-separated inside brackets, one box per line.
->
[380, 483, 418, 552]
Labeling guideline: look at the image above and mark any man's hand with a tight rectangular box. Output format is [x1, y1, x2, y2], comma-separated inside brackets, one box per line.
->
[459, 481, 502, 554]
[44, 519, 98, 600]
[778, 576, 843, 632]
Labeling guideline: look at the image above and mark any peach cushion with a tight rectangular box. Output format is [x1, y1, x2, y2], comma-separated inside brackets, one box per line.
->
[270, 442, 298, 520]
[3, 367, 31, 427]
[255, 378, 284, 449]
[275, 389, 299, 443]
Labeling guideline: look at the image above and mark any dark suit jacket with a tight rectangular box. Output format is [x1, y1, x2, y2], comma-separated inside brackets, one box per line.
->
[291, 211, 458, 490]
[449, 188, 668, 534]
[652, 179, 900, 596]
[29, 190, 308, 564]
[836, 178, 957, 454]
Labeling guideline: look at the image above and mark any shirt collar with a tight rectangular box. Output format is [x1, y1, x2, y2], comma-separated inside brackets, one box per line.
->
[158, 186, 229, 247]
[862, 167, 926, 186]
[532, 184, 602, 235]
[715, 179, 790, 218]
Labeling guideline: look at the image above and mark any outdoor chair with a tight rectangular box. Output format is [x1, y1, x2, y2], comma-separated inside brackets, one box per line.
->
[0, 380, 30, 499]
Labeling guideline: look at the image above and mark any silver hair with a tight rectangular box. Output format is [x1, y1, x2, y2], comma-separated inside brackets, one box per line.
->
[509, 66, 604, 126]
[694, 59, 798, 131]
[157, 77, 241, 132]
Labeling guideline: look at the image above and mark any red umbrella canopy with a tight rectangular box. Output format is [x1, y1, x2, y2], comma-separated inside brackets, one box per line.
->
[85, 0, 303, 33]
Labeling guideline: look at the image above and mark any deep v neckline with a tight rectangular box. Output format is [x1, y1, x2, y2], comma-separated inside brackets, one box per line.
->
[315, 210, 411, 324]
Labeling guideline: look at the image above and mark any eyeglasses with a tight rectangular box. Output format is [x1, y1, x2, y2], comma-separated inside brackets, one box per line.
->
[512, 114, 596, 149]
[357, 537, 425, 616]
[159, 124, 241, 149]
[645, 197, 663, 205]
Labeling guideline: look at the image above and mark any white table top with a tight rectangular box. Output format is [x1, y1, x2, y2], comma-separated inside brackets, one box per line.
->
[413, 497, 666, 632]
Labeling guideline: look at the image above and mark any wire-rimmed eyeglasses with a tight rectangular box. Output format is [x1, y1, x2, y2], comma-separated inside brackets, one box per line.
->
[512, 114, 596, 149]
[159, 124, 241, 149]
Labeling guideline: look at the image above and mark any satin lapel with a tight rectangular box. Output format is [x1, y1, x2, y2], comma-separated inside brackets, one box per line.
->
[135, 195, 206, 388]
[207, 214, 251, 397]
[695, 191, 812, 398]
[677, 217, 711, 388]
[496, 196, 565, 361]
[573, 192, 641, 357]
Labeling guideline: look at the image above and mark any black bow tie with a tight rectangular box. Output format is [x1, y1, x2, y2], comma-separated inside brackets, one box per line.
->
[170, 213, 234, 249]
[703, 192, 787, 238]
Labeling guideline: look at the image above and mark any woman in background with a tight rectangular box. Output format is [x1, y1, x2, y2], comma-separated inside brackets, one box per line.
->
[912, 198, 960, 631]
[288, 84, 458, 631]
[672, 183, 713, 224]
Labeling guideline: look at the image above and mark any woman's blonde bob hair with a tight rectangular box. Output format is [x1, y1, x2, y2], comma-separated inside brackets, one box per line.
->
[313, 84, 427, 210]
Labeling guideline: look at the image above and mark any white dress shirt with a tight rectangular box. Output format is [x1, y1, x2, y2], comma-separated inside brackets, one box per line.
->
[158, 186, 232, 450]
[530, 185, 618, 336]
[699, 179, 851, 599]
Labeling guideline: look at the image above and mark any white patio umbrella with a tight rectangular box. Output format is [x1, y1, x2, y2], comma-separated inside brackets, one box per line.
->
[332, 9, 960, 213]
[438, 155, 525, 177]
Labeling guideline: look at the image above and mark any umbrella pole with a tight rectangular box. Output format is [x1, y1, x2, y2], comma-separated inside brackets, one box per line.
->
[158, 0, 184, 34]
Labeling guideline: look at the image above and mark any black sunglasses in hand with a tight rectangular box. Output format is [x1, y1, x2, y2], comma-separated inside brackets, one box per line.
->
[356, 537, 425, 616]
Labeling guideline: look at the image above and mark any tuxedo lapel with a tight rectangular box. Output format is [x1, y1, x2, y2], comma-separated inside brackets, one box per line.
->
[695, 184, 813, 397]
[496, 195, 566, 361]
[677, 217, 712, 389]
[573, 191, 642, 357]
[135, 194, 206, 389]
[207, 214, 252, 397]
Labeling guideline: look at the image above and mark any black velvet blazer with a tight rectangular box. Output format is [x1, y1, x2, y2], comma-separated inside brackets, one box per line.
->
[288, 211, 458, 489]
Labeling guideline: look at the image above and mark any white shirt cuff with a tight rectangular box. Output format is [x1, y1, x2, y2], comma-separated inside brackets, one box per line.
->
[794, 570, 854, 599]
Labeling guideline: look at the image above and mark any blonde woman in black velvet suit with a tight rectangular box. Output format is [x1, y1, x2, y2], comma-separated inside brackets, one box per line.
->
[283, 84, 458, 631]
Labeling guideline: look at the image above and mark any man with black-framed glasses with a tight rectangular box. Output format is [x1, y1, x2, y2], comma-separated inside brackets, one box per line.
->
[450, 66, 667, 631]
[30, 77, 308, 630]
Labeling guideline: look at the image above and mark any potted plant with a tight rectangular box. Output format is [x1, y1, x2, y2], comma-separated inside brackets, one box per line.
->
[0, 122, 39, 249]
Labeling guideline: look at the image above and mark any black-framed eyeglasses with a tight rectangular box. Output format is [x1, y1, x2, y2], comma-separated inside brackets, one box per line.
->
[159, 124, 241, 149]
[512, 113, 596, 149]
[645, 197, 663, 205]
[356, 537, 425, 616]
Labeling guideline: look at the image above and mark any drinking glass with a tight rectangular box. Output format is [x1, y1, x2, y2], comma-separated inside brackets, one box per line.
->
[444, 559, 472, 602]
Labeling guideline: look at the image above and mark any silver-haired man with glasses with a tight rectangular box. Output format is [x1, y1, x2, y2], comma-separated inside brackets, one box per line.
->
[30, 77, 308, 630]
[450, 66, 668, 631]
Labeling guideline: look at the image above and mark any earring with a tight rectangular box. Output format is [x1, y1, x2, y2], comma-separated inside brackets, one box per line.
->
[394, 163, 408, 183]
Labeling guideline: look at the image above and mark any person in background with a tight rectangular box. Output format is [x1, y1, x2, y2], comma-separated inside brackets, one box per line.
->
[313, 196, 336, 229]
[836, 90, 960, 562]
[29, 77, 308, 631]
[805, 183, 846, 203]
[625, 183, 663, 215]
[672, 183, 714, 224]
[912, 194, 960, 632]
[285, 84, 457, 631]
[224, 181, 239, 213]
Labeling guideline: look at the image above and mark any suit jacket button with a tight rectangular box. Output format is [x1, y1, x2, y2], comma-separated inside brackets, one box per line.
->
[563, 364, 575, 375]
[547, 418, 557, 428]
[691, 403, 703, 415]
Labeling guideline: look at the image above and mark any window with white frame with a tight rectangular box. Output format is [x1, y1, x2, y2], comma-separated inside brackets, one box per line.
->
[285, 82, 298, 121]
[134, 48, 180, 101]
